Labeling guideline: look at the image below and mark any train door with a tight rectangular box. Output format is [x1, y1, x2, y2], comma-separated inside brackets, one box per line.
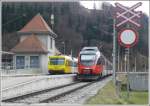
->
[65, 59, 72, 73]
[96, 57, 104, 76]
[99, 57, 106, 76]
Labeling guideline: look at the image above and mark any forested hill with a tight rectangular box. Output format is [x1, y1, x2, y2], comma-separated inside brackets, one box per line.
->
[2, 2, 148, 68]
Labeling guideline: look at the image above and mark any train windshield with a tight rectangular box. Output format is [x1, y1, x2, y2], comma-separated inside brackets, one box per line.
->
[50, 58, 65, 65]
[80, 54, 95, 66]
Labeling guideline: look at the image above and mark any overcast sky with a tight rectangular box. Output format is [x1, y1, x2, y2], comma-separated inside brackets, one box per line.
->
[80, 1, 149, 16]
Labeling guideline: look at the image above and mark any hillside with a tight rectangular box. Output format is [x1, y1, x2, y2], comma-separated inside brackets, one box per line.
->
[2, 2, 148, 70]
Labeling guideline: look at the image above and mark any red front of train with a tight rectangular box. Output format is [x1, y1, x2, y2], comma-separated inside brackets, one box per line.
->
[77, 47, 105, 80]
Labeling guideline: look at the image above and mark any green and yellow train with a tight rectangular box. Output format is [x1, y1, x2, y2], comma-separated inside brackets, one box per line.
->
[48, 55, 77, 74]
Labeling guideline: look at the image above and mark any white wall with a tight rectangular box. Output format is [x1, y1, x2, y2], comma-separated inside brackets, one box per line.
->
[14, 54, 40, 67]
[37, 35, 48, 49]
[40, 54, 49, 74]
[13, 53, 51, 74]
[53, 38, 55, 52]
[47, 36, 55, 52]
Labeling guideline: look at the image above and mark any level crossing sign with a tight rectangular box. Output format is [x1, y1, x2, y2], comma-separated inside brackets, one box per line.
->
[115, 2, 142, 28]
[115, 2, 142, 48]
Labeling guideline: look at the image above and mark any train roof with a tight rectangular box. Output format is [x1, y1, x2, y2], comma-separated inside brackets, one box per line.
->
[80, 47, 100, 55]
[81, 47, 99, 51]
[80, 50, 98, 54]
[49, 55, 77, 61]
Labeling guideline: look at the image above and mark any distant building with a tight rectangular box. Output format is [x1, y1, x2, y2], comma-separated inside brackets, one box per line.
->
[11, 13, 58, 74]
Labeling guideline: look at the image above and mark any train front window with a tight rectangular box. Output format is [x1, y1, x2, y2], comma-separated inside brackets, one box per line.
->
[80, 54, 95, 66]
[81, 54, 95, 61]
[50, 58, 65, 65]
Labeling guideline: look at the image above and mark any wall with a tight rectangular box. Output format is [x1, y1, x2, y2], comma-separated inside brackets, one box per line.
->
[47, 35, 55, 53]
[14, 54, 43, 73]
[13, 53, 54, 74]
[40, 54, 49, 74]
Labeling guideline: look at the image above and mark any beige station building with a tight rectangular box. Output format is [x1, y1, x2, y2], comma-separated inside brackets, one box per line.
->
[11, 13, 60, 74]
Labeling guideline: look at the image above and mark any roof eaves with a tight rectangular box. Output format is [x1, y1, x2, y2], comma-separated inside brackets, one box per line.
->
[18, 31, 57, 38]
[12, 51, 48, 54]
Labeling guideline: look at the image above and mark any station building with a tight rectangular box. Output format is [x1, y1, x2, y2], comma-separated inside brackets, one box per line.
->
[11, 13, 59, 74]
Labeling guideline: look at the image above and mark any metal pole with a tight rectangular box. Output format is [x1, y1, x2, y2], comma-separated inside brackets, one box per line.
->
[118, 46, 120, 72]
[126, 17, 130, 99]
[124, 52, 127, 73]
[113, 19, 116, 84]
[135, 57, 136, 72]
[64, 42, 65, 55]
[51, 3, 54, 30]
[145, 62, 146, 72]
[121, 59, 122, 72]
[126, 48, 130, 98]
[0, 1, 2, 103]
[0, 1, 1, 70]
[71, 49, 72, 57]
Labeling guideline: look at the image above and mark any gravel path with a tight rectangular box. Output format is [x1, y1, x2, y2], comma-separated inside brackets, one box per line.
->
[7, 82, 89, 104]
[2, 76, 112, 105]
[1, 76, 41, 89]
[51, 76, 112, 104]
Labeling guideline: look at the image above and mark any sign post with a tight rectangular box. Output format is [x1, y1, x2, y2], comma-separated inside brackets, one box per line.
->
[118, 28, 138, 98]
[113, 19, 116, 84]
[115, 2, 142, 99]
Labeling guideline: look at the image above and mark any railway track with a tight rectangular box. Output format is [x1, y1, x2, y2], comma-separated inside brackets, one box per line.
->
[2, 81, 79, 103]
[2, 76, 110, 104]
[40, 81, 94, 103]
[2, 74, 76, 99]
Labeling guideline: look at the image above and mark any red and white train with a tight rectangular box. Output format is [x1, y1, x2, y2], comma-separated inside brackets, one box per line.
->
[77, 47, 113, 80]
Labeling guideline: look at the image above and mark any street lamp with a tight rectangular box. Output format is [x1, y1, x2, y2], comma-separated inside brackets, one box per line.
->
[62, 42, 65, 55]
[51, 14, 54, 30]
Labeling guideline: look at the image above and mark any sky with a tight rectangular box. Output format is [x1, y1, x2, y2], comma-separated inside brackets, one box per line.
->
[80, 1, 149, 16]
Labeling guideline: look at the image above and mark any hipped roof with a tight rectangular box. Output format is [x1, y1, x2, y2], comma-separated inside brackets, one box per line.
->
[11, 34, 48, 53]
[18, 13, 57, 38]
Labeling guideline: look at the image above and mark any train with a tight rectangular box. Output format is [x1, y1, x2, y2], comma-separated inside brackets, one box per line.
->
[48, 55, 78, 74]
[77, 47, 113, 80]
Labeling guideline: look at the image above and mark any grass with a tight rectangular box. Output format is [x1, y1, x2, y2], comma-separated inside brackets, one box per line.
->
[121, 91, 148, 104]
[85, 80, 148, 105]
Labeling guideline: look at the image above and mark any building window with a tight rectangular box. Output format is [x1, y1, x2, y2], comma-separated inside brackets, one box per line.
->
[16, 56, 25, 69]
[50, 37, 53, 49]
[30, 56, 39, 68]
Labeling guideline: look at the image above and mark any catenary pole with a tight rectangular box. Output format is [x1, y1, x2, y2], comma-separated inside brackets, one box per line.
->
[0, 1, 1, 70]
[113, 19, 116, 84]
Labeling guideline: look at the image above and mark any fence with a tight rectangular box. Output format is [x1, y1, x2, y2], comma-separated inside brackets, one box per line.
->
[116, 69, 148, 91]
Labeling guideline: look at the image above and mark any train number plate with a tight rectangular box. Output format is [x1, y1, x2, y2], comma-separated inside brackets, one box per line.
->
[83, 69, 90, 74]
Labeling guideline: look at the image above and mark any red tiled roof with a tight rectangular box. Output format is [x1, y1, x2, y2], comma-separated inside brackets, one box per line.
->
[11, 34, 48, 53]
[18, 13, 54, 33]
